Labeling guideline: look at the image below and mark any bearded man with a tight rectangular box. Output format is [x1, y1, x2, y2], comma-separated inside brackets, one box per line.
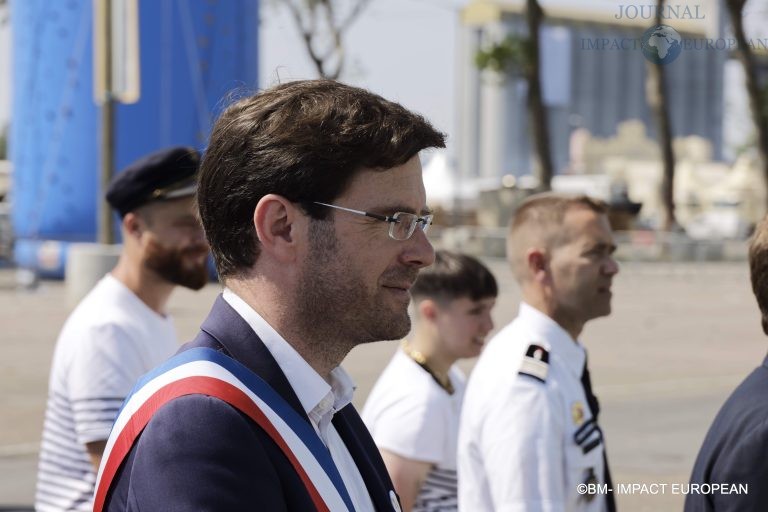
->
[35, 147, 210, 512]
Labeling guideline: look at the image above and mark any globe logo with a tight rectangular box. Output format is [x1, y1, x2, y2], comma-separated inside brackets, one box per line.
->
[641, 25, 682, 64]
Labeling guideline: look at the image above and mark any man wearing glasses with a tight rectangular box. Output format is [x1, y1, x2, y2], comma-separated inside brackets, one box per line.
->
[95, 79, 445, 512]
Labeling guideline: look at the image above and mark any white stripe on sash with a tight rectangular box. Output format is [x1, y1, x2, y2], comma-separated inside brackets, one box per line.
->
[96, 355, 353, 512]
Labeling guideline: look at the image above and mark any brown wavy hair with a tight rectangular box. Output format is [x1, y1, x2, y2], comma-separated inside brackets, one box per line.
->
[198, 80, 445, 279]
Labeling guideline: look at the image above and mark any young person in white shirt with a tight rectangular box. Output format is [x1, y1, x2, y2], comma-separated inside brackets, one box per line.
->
[363, 250, 497, 512]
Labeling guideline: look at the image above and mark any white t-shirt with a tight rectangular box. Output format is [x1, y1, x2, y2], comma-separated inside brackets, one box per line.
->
[35, 274, 178, 512]
[362, 348, 466, 512]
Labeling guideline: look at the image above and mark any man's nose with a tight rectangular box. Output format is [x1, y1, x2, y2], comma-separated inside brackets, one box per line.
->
[400, 227, 435, 268]
[192, 225, 209, 247]
[603, 255, 619, 276]
[481, 312, 494, 334]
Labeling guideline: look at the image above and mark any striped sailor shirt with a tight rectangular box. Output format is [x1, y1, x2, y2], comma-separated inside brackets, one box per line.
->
[35, 275, 177, 512]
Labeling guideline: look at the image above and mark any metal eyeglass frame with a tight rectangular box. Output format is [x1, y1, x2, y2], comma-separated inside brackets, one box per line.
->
[312, 202, 433, 240]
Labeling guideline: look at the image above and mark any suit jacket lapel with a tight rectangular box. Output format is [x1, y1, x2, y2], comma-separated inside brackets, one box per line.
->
[198, 294, 308, 423]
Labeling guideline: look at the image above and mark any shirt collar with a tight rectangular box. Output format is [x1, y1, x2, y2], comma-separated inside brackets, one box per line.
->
[518, 302, 586, 378]
[222, 288, 355, 418]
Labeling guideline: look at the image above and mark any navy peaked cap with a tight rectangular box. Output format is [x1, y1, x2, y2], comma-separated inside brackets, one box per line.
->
[106, 146, 201, 217]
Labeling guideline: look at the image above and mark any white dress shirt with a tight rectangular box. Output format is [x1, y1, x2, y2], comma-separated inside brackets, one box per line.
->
[458, 302, 608, 512]
[223, 288, 375, 512]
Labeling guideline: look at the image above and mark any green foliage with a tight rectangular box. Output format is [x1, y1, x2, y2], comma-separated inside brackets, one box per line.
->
[0, 126, 6, 160]
[474, 35, 529, 74]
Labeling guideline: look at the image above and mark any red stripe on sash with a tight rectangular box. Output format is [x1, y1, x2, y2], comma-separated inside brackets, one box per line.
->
[93, 376, 330, 512]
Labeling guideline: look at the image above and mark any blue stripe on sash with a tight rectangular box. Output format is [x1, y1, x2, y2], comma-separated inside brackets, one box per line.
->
[123, 347, 357, 512]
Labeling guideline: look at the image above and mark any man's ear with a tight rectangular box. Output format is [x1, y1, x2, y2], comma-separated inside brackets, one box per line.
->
[526, 248, 549, 283]
[253, 194, 302, 262]
[122, 212, 145, 241]
[417, 298, 439, 322]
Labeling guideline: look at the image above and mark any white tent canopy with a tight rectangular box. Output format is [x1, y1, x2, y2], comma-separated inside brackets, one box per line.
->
[422, 150, 486, 209]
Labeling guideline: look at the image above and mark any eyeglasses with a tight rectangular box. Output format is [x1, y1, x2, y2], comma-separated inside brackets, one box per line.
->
[313, 202, 433, 241]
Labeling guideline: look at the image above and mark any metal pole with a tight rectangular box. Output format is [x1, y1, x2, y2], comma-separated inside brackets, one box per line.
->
[452, 14, 463, 228]
[98, 0, 115, 244]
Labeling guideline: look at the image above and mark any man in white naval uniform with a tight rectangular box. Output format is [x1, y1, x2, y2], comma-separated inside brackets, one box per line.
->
[458, 194, 619, 512]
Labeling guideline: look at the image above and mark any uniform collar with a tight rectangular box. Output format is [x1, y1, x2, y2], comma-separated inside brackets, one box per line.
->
[222, 288, 355, 419]
[518, 302, 587, 378]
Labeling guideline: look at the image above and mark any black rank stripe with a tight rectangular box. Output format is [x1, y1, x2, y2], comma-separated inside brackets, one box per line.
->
[575, 422, 604, 453]
[574, 418, 597, 443]
[582, 434, 602, 455]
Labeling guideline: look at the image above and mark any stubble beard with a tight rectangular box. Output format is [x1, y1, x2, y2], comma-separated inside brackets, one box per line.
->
[296, 220, 413, 364]
[577, 296, 613, 326]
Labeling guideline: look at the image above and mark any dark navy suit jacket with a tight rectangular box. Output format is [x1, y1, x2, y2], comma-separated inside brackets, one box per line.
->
[685, 354, 768, 512]
[104, 295, 399, 511]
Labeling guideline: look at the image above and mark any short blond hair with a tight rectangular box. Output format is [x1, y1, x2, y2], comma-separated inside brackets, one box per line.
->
[507, 193, 608, 281]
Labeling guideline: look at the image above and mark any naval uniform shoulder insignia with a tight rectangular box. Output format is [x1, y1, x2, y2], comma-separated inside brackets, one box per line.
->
[518, 343, 549, 383]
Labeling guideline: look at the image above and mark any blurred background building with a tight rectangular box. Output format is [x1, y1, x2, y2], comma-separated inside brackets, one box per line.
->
[3, 0, 768, 276]
[459, 0, 725, 180]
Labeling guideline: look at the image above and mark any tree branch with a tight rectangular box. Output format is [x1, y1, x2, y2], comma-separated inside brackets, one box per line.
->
[279, 0, 370, 80]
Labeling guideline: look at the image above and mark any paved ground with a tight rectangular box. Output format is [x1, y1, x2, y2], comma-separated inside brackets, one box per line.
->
[0, 260, 763, 510]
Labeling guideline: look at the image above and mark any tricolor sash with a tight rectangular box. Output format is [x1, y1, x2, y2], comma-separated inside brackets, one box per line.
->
[93, 347, 356, 512]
